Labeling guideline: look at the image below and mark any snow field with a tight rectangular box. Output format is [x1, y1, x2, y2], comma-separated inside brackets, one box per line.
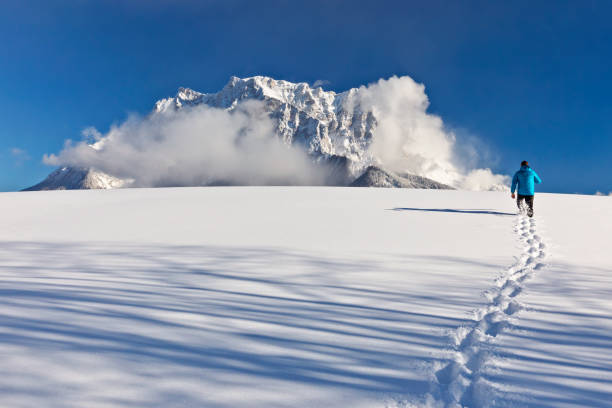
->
[0, 188, 610, 407]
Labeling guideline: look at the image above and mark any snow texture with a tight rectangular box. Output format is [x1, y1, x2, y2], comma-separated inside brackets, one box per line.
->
[1, 188, 610, 407]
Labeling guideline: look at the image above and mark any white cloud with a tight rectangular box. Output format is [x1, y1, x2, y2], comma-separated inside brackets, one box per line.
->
[10, 147, 30, 165]
[11, 147, 27, 156]
[44, 101, 329, 187]
[81, 126, 103, 143]
[460, 168, 510, 192]
[312, 79, 330, 88]
[351, 76, 509, 190]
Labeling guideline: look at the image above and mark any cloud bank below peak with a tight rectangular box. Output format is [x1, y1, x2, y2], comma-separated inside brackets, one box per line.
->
[44, 101, 329, 187]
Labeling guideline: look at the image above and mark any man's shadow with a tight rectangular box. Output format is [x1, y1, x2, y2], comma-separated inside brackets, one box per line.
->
[390, 208, 516, 216]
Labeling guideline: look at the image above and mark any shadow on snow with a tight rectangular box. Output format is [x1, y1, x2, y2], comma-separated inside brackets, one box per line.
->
[0, 241, 481, 406]
[390, 208, 516, 216]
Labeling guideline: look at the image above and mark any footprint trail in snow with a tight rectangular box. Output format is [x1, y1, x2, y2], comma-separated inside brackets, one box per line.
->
[430, 215, 547, 408]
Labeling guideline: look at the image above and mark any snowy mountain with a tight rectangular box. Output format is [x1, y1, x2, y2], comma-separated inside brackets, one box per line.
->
[154, 76, 376, 165]
[23, 167, 128, 191]
[28, 76, 460, 190]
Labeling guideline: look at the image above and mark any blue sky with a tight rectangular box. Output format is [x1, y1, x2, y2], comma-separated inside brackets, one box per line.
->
[1, 0, 611, 193]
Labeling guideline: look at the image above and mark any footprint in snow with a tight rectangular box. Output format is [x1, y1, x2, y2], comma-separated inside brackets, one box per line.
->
[466, 349, 489, 372]
[501, 281, 521, 297]
[505, 300, 522, 315]
[430, 215, 547, 407]
[508, 286, 523, 298]
[485, 320, 510, 337]
[435, 361, 464, 385]
[515, 270, 533, 283]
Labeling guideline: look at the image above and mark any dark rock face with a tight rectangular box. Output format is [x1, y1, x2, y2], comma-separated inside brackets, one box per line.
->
[350, 166, 454, 189]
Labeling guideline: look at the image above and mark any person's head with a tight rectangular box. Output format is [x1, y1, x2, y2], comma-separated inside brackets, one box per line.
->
[521, 160, 529, 167]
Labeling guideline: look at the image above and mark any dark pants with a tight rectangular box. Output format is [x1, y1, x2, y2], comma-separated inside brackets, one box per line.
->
[517, 194, 534, 217]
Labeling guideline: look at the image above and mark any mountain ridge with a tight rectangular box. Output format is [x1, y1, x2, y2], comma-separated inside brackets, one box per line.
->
[27, 76, 457, 191]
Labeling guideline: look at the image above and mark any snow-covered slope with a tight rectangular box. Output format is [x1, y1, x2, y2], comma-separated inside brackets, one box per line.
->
[1, 187, 610, 407]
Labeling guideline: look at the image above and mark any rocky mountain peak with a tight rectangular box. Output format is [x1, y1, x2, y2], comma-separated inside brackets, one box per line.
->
[26, 76, 458, 191]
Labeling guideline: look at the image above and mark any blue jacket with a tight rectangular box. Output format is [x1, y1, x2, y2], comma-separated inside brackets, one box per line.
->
[511, 165, 541, 195]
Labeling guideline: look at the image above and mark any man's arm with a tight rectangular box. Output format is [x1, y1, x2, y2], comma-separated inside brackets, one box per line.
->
[511, 173, 518, 195]
[533, 171, 542, 184]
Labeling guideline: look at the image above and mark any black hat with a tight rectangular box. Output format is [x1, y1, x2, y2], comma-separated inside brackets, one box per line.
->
[521, 160, 529, 166]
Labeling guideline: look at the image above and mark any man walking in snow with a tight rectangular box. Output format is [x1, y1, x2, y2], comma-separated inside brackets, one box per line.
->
[511, 160, 542, 217]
